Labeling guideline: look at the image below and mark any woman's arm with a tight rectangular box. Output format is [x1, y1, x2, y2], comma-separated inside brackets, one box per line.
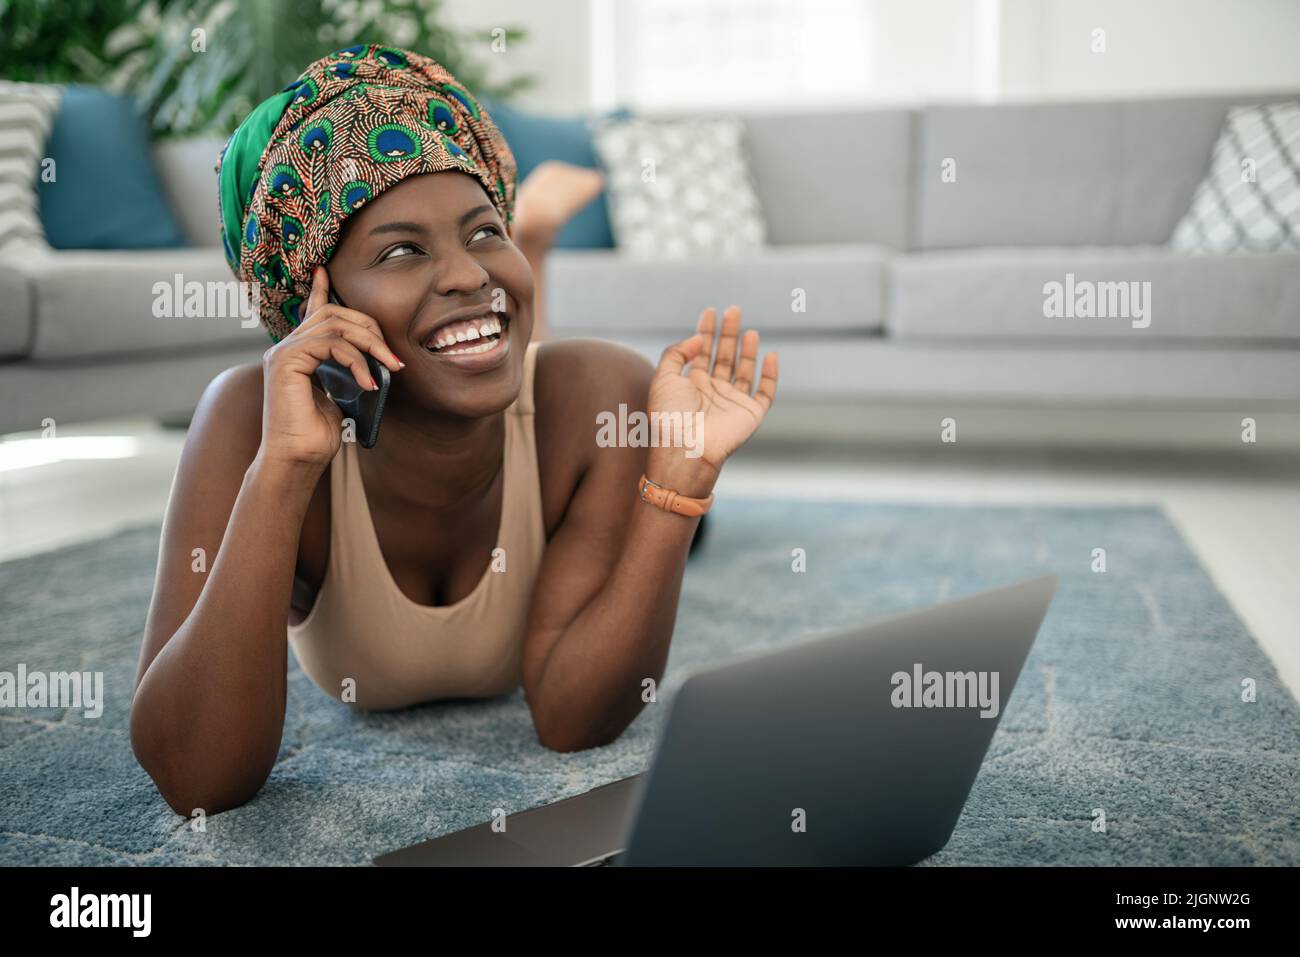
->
[522, 307, 778, 751]
[129, 366, 323, 816]
[131, 266, 403, 814]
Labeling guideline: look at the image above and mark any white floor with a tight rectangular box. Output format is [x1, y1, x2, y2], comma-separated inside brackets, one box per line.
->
[3, 418, 1298, 702]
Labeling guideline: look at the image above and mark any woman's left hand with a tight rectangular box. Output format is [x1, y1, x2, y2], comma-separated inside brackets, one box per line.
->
[646, 305, 779, 497]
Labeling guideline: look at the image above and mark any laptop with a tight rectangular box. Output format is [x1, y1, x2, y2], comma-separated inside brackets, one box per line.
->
[373, 574, 1058, 867]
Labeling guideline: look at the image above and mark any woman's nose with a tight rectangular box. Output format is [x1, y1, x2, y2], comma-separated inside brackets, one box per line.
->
[432, 247, 490, 297]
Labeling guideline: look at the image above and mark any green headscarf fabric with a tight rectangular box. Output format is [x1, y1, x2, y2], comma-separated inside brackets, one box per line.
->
[214, 43, 517, 342]
[216, 89, 294, 275]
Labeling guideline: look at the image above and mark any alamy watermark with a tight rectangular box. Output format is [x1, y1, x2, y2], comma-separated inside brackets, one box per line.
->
[49, 887, 150, 936]
[0, 664, 103, 718]
[596, 403, 705, 458]
[890, 663, 1000, 719]
[1043, 273, 1151, 329]
[152, 274, 261, 328]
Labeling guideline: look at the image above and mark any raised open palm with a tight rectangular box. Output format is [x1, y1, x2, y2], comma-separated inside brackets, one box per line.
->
[649, 305, 779, 472]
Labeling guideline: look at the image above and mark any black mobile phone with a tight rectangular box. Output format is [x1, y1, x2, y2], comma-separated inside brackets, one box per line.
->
[311, 287, 391, 449]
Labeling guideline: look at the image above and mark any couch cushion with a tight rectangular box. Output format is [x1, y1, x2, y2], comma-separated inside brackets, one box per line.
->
[0, 341, 266, 436]
[890, 247, 1300, 341]
[24, 248, 269, 360]
[545, 244, 888, 335]
[741, 109, 913, 249]
[604, 334, 1300, 405]
[0, 255, 34, 357]
[915, 93, 1300, 250]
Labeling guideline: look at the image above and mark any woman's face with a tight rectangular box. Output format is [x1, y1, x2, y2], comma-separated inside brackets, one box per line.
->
[326, 171, 533, 420]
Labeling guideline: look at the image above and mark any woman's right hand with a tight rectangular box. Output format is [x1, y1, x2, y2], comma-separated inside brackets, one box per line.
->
[259, 265, 404, 472]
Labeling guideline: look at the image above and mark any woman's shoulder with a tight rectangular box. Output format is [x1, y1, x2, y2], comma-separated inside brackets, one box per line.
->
[531, 338, 655, 535]
[189, 361, 266, 461]
[532, 337, 654, 423]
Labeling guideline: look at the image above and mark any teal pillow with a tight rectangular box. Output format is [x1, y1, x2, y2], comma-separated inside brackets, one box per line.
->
[482, 98, 630, 250]
[37, 86, 187, 249]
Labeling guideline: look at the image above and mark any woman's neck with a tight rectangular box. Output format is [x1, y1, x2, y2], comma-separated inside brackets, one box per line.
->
[356, 400, 506, 513]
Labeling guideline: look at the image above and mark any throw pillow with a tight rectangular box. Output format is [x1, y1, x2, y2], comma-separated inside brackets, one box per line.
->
[0, 81, 62, 256]
[36, 86, 188, 250]
[1169, 101, 1300, 252]
[592, 116, 767, 260]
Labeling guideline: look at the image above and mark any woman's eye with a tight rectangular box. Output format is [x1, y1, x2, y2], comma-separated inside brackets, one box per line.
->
[469, 225, 502, 243]
[380, 243, 420, 261]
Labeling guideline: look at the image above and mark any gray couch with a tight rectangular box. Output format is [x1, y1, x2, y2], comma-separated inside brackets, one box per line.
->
[0, 137, 270, 434]
[3, 93, 1298, 447]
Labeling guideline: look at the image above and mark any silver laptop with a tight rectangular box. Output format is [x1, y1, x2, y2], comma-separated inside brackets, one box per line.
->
[373, 575, 1058, 867]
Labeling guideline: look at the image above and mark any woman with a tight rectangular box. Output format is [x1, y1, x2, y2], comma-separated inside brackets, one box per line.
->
[129, 45, 778, 816]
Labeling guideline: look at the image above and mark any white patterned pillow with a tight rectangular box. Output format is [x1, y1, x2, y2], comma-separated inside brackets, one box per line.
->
[592, 116, 766, 260]
[0, 81, 62, 256]
[1170, 101, 1300, 252]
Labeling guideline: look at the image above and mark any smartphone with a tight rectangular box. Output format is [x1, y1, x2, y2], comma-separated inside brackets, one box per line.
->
[310, 286, 391, 449]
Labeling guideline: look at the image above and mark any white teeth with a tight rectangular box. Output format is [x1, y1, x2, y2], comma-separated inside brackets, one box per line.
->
[439, 339, 496, 355]
[426, 315, 506, 356]
[427, 314, 507, 353]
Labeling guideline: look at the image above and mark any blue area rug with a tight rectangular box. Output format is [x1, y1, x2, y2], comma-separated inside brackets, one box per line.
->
[1, 498, 1297, 866]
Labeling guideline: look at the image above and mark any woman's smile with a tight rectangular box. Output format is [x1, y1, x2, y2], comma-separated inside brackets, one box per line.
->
[420, 306, 511, 367]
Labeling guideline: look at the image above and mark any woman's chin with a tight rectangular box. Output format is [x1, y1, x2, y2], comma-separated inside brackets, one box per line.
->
[392, 367, 524, 423]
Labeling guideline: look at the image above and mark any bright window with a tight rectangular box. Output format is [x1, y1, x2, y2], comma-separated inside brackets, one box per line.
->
[603, 0, 875, 110]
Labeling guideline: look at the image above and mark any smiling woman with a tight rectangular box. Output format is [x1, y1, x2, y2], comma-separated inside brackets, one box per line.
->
[128, 44, 778, 817]
[318, 171, 531, 420]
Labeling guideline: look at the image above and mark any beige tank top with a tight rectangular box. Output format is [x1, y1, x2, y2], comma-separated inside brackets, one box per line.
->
[288, 340, 547, 711]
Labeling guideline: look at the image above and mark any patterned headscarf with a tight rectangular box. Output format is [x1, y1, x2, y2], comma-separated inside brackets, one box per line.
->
[215, 44, 517, 342]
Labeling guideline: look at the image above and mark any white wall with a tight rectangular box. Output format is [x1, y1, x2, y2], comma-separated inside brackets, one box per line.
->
[442, 0, 1300, 112]
[999, 0, 1300, 100]
[867, 0, 986, 102]
[440, 0, 593, 114]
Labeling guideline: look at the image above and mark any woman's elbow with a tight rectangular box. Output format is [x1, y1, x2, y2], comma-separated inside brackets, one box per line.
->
[531, 705, 628, 754]
[537, 727, 593, 753]
[129, 706, 266, 818]
[142, 759, 265, 819]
